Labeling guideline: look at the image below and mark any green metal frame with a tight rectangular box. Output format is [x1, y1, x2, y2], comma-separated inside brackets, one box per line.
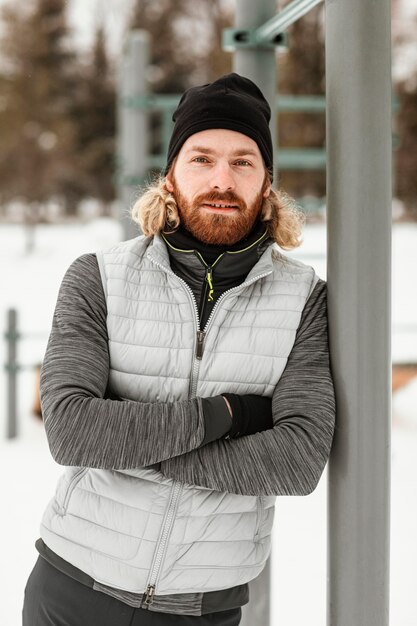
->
[222, 28, 288, 51]
[223, 0, 324, 50]
[119, 0, 398, 178]
[126, 93, 327, 172]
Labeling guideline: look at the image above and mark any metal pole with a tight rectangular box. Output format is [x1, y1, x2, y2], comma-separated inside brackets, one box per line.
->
[233, 5, 275, 624]
[117, 30, 150, 240]
[326, 0, 392, 624]
[6, 308, 18, 439]
[233, 0, 277, 181]
[255, 0, 324, 41]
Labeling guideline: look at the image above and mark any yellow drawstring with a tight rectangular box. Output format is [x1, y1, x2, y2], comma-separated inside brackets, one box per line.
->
[207, 270, 214, 302]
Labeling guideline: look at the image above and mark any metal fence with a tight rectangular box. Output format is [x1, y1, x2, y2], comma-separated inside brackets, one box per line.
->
[3, 308, 48, 439]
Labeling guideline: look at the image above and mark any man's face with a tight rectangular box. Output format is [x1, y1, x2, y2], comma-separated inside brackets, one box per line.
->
[165, 129, 271, 245]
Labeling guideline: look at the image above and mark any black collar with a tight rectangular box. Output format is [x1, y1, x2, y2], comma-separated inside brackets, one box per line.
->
[162, 220, 270, 265]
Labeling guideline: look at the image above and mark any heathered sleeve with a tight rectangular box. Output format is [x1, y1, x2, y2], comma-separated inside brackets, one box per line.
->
[160, 279, 336, 496]
[40, 253, 227, 469]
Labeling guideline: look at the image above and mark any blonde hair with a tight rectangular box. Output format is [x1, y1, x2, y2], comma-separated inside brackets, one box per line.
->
[131, 176, 305, 250]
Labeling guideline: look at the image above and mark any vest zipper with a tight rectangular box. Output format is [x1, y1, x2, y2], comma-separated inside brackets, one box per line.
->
[143, 481, 183, 607]
[193, 269, 273, 363]
[196, 253, 224, 328]
[196, 330, 205, 359]
[148, 252, 273, 361]
[201, 270, 273, 338]
[147, 256, 200, 330]
[144, 254, 202, 605]
[145, 250, 273, 601]
[147, 254, 204, 397]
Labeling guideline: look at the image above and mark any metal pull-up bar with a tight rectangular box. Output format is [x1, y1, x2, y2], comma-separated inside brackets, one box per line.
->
[256, 0, 323, 40]
[326, 0, 391, 624]
[228, 1, 392, 625]
[224, 0, 323, 48]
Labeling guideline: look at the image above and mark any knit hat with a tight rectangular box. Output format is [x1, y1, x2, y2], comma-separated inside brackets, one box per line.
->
[165, 73, 273, 176]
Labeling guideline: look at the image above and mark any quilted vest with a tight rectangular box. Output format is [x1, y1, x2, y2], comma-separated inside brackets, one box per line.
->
[40, 233, 317, 598]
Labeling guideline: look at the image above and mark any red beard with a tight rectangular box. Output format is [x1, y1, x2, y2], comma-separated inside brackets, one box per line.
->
[172, 181, 264, 245]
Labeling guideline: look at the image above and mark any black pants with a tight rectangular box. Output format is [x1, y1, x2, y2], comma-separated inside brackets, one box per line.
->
[23, 557, 242, 626]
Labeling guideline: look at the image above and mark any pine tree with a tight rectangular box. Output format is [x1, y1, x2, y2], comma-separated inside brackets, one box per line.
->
[395, 82, 417, 217]
[0, 0, 79, 212]
[71, 24, 116, 213]
[392, 2, 417, 217]
[185, 0, 233, 83]
[130, 0, 194, 93]
[129, 0, 233, 92]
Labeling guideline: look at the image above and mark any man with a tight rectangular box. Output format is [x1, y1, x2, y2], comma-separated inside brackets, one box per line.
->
[23, 73, 335, 626]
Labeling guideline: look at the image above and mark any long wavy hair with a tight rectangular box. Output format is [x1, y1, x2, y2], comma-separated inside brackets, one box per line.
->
[131, 174, 305, 250]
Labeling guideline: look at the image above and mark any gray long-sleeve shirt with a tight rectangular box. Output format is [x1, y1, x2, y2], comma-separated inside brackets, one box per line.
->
[41, 252, 335, 497]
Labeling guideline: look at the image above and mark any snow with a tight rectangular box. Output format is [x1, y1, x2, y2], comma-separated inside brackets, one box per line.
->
[1, 217, 417, 625]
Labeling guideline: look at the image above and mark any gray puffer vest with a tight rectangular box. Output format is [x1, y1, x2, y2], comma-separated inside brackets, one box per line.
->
[40, 233, 317, 600]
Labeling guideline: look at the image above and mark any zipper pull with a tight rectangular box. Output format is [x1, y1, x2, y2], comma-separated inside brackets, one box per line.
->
[144, 584, 156, 606]
[206, 268, 214, 302]
[196, 330, 206, 360]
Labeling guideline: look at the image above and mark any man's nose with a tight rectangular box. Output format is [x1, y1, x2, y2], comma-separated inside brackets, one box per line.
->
[210, 163, 235, 192]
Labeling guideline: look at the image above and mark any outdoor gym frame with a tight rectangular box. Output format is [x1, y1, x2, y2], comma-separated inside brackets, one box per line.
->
[228, 2, 392, 625]
[117, 1, 392, 624]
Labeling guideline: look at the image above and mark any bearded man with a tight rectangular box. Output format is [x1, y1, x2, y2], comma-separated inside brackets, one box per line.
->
[23, 74, 335, 626]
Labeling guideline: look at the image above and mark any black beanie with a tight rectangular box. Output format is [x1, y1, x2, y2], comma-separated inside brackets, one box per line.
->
[165, 73, 273, 176]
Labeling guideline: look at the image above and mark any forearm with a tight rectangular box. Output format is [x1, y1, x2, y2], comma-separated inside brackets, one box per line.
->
[160, 280, 336, 496]
[160, 377, 334, 496]
[41, 322, 210, 471]
[41, 254, 230, 469]
[168, 433, 330, 497]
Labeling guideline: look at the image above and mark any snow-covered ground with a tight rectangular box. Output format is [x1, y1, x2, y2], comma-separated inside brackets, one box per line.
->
[1, 218, 416, 625]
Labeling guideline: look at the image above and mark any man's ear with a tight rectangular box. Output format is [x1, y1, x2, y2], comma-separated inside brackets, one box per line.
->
[262, 180, 272, 199]
[165, 171, 174, 193]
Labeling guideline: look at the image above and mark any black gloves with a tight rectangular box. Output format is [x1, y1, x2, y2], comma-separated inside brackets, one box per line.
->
[221, 393, 273, 439]
[201, 393, 273, 445]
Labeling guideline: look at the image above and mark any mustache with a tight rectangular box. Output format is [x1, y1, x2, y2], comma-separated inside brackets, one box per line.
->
[194, 190, 245, 209]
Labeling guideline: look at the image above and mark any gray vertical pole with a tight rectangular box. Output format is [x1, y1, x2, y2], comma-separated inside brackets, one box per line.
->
[117, 30, 150, 240]
[233, 3, 276, 625]
[6, 308, 18, 439]
[326, 0, 392, 625]
[233, 0, 277, 177]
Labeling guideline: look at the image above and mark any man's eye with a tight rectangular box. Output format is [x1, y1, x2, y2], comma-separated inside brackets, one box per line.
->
[193, 156, 209, 163]
[235, 159, 251, 166]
